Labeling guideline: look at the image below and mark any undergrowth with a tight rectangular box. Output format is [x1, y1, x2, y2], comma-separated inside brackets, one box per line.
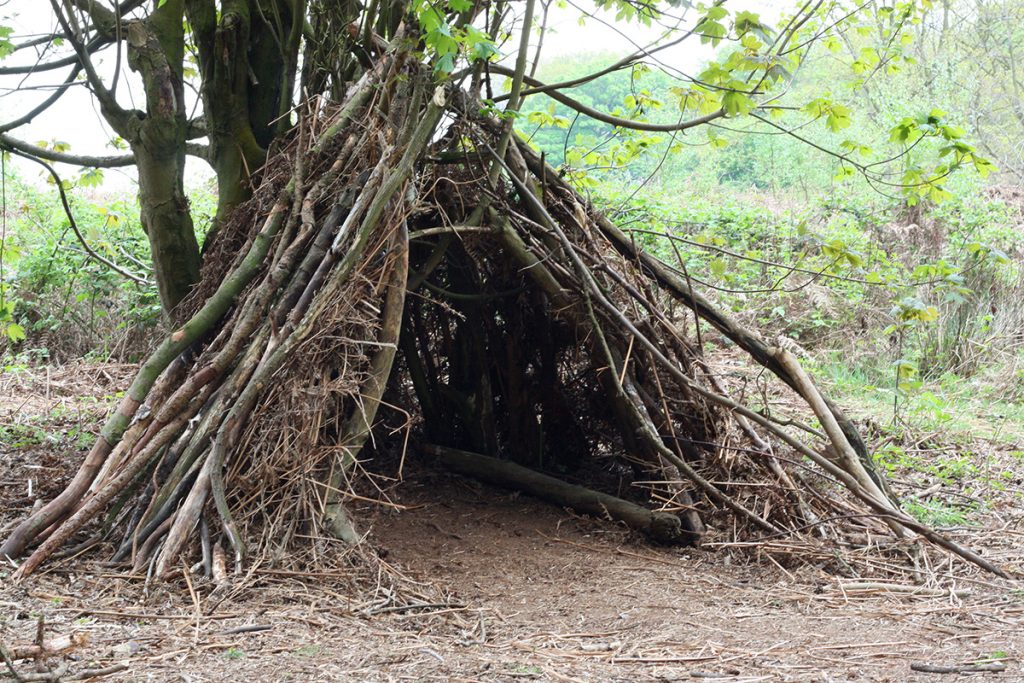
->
[0, 172, 217, 361]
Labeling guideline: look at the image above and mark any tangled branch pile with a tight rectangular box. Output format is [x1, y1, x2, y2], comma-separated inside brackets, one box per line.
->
[0, 53, 1004, 582]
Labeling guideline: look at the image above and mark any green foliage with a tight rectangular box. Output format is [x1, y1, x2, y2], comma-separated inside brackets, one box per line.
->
[515, 1, 996, 205]
[511, 1, 1022, 432]
[0, 25, 15, 60]
[412, 0, 498, 76]
[0, 170, 162, 361]
[518, 53, 677, 173]
[0, 422, 50, 449]
[902, 498, 974, 527]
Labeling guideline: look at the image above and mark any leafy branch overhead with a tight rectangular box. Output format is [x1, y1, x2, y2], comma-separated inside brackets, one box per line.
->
[506, 0, 994, 205]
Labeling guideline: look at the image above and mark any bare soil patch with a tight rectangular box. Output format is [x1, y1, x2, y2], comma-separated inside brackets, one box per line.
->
[2, 364, 1022, 682]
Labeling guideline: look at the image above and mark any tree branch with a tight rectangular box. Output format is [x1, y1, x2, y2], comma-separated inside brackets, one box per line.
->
[0, 65, 83, 134]
[488, 0, 535, 185]
[63, 0, 120, 37]
[490, 1, 713, 104]
[186, 117, 208, 140]
[183, 0, 217, 68]
[0, 0, 150, 76]
[186, 142, 211, 161]
[0, 134, 135, 168]
[50, 0, 133, 132]
[488, 64, 725, 133]
[0, 44, 98, 77]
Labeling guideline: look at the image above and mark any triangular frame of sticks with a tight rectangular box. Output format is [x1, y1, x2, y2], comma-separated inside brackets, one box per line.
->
[1, 58, 1005, 582]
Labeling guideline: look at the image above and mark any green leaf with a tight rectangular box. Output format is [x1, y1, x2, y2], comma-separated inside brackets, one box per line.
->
[928, 185, 952, 203]
[0, 25, 14, 60]
[740, 33, 761, 50]
[733, 11, 763, 37]
[825, 104, 852, 132]
[433, 53, 455, 75]
[721, 91, 753, 117]
[4, 322, 25, 343]
[78, 168, 105, 188]
[989, 248, 1010, 265]
[705, 6, 728, 20]
[972, 155, 997, 178]
[706, 129, 728, 148]
[834, 165, 856, 181]
[695, 8, 728, 45]
[893, 359, 917, 379]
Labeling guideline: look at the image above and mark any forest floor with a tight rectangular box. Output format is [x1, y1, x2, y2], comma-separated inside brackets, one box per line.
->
[1, 362, 1023, 682]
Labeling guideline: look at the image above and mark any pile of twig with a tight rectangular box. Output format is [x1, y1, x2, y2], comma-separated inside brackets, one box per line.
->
[0, 54, 1007, 583]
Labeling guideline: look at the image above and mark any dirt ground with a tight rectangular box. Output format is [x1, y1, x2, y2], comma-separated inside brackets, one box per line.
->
[2, 363, 1023, 682]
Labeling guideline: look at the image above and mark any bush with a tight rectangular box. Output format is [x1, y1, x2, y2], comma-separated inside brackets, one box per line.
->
[0, 173, 161, 361]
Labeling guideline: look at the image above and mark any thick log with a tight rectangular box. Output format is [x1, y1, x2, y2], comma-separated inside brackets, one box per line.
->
[423, 444, 700, 546]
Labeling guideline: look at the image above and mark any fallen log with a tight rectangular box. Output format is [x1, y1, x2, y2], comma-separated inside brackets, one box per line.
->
[423, 444, 701, 546]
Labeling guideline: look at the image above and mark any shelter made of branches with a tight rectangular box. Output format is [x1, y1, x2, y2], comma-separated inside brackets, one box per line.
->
[0, 52, 1005, 582]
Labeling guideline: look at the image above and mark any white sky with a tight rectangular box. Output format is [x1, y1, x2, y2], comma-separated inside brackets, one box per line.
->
[0, 0, 789, 190]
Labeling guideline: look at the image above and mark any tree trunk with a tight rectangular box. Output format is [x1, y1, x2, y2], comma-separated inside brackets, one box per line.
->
[135, 131, 201, 312]
[186, 0, 304, 249]
[123, 0, 201, 311]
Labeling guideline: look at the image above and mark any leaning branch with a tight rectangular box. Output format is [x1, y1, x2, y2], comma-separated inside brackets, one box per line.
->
[426, 444, 692, 544]
[506, 137, 1009, 578]
[488, 0, 535, 185]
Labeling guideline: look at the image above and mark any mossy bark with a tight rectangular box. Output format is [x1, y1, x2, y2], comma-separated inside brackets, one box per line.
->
[124, 0, 201, 311]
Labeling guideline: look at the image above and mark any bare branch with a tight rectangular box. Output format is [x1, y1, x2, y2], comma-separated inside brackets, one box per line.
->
[0, 1, 148, 76]
[0, 65, 83, 134]
[0, 133, 135, 168]
[0, 49, 91, 77]
[63, 0, 120, 37]
[49, 0, 133, 132]
[488, 0, 536, 186]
